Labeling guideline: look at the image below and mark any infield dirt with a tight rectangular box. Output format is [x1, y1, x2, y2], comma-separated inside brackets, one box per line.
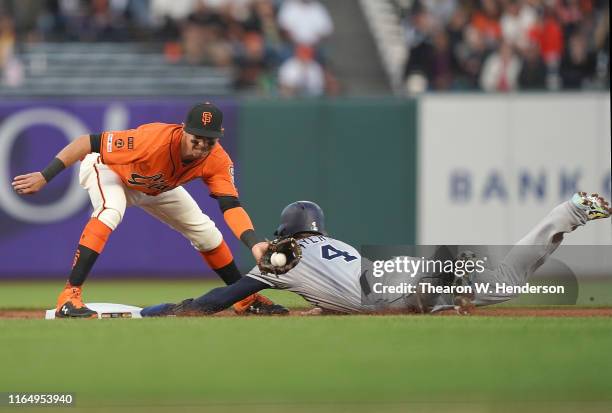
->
[2, 307, 611, 319]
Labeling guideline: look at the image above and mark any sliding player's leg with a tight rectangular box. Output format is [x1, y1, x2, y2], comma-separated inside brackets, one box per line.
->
[470, 193, 610, 306]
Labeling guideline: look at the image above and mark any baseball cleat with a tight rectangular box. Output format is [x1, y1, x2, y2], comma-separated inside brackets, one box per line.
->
[571, 192, 611, 220]
[453, 295, 475, 316]
[233, 294, 289, 315]
[55, 285, 97, 318]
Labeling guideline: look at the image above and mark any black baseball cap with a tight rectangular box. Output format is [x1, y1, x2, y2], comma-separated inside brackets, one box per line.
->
[184, 102, 224, 138]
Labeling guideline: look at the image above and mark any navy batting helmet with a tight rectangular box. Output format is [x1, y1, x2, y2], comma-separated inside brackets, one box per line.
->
[274, 201, 327, 237]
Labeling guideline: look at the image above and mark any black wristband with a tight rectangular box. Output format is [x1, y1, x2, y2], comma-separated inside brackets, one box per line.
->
[90, 134, 102, 153]
[41, 158, 66, 183]
[240, 229, 263, 249]
[217, 196, 241, 212]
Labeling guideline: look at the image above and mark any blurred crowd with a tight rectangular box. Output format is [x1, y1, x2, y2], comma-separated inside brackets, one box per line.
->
[2, 0, 609, 95]
[0, 0, 337, 96]
[400, 0, 610, 92]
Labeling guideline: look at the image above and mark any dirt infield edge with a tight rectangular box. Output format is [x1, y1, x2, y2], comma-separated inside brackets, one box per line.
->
[1, 307, 612, 319]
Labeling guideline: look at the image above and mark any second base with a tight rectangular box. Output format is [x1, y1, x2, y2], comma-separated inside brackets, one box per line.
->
[45, 303, 143, 320]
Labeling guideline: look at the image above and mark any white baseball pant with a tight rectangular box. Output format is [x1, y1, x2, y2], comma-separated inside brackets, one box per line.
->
[79, 154, 223, 252]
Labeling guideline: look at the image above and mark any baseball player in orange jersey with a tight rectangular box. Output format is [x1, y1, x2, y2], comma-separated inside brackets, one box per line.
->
[11, 102, 287, 318]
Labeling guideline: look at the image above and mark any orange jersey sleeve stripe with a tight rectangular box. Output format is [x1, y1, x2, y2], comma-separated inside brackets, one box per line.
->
[199, 240, 234, 269]
[223, 207, 255, 240]
[79, 218, 112, 254]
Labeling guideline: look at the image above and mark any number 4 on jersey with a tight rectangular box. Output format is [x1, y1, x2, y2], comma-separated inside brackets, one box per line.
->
[321, 244, 357, 262]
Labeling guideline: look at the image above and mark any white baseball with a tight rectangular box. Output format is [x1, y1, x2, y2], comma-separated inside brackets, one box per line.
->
[270, 252, 287, 267]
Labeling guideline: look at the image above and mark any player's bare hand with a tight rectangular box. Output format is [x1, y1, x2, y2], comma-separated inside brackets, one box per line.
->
[12, 172, 47, 195]
[251, 241, 269, 263]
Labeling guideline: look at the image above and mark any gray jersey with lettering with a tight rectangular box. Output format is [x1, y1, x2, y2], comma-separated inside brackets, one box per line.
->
[245, 235, 372, 313]
[246, 201, 591, 313]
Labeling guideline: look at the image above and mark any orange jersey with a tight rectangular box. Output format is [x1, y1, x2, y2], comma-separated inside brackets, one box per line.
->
[98, 123, 237, 197]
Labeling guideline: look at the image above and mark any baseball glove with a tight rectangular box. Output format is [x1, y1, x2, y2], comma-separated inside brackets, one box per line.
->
[258, 237, 302, 275]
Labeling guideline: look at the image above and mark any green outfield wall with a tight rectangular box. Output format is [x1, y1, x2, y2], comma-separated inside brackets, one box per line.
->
[237, 98, 418, 257]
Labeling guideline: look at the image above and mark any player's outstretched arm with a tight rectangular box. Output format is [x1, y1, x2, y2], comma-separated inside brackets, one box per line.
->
[140, 276, 269, 317]
[192, 276, 268, 313]
[12, 134, 93, 195]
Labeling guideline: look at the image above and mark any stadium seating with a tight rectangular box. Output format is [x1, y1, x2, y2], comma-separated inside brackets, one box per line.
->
[0, 43, 232, 96]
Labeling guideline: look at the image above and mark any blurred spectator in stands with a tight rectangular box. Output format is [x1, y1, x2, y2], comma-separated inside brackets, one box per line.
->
[559, 31, 596, 89]
[234, 31, 275, 93]
[555, 0, 584, 38]
[3, 0, 44, 41]
[446, 4, 467, 49]
[181, 2, 232, 66]
[188, 1, 227, 33]
[403, 2, 434, 50]
[257, 0, 282, 46]
[429, 29, 455, 90]
[0, 14, 23, 86]
[593, 3, 609, 87]
[500, 0, 537, 51]
[211, 0, 252, 22]
[224, 6, 249, 53]
[181, 18, 207, 64]
[480, 41, 522, 91]
[404, 28, 455, 91]
[528, 6, 564, 66]
[471, 0, 502, 48]
[277, 0, 333, 57]
[233, 0, 283, 73]
[421, 0, 457, 27]
[89, 0, 130, 41]
[150, 0, 187, 41]
[403, 4, 433, 93]
[39, 0, 84, 41]
[446, 5, 478, 89]
[404, 7, 432, 70]
[151, 0, 197, 24]
[0, 14, 15, 67]
[34, 0, 130, 42]
[127, 0, 154, 31]
[244, 0, 283, 52]
[518, 41, 547, 89]
[278, 44, 324, 97]
[454, 26, 487, 89]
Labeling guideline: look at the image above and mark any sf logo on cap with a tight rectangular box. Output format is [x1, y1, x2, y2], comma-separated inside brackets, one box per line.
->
[202, 112, 213, 126]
